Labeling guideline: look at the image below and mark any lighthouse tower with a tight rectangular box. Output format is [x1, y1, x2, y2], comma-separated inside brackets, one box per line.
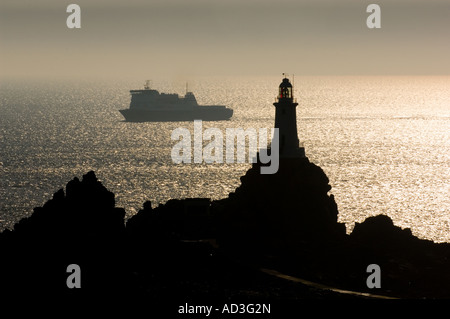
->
[273, 76, 306, 158]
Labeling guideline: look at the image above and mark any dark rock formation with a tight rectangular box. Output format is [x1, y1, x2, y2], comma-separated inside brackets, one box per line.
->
[0, 171, 128, 298]
[126, 197, 214, 242]
[2, 165, 450, 301]
[214, 157, 346, 254]
[211, 157, 450, 298]
[345, 215, 450, 298]
[125, 197, 216, 294]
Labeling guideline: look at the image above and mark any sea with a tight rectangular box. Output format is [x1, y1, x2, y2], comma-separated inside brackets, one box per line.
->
[0, 76, 449, 242]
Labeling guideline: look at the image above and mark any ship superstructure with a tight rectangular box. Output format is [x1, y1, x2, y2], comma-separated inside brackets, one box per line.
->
[120, 81, 233, 122]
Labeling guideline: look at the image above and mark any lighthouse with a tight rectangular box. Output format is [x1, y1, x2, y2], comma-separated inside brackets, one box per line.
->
[273, 76, 306, 158]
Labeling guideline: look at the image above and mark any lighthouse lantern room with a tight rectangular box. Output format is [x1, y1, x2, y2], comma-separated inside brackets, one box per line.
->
[273, 75, 306, 158]
[279, 78, 293, 100]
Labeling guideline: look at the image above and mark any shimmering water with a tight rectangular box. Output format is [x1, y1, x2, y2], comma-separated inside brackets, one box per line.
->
[0, 76, 449, 242]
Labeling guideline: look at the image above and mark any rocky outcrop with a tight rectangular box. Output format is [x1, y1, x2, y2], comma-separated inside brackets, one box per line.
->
[345, 215, 450, 298]
[2, 167, 450, 300]
[214, 157, 346, 253]
[211, 157, 450, 298]
[0, 171, 128, 297]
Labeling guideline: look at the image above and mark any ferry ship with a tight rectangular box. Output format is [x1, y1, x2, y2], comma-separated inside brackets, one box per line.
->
[119, 81, 233, 122]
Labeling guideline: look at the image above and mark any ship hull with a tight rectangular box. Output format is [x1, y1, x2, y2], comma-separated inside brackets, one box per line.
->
[119, 107, 233, 122]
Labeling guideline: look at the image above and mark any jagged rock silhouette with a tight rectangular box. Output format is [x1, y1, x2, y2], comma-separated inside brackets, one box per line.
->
[2, 168, 450, 300]
[214, 157, 346, 254]
[0, 171, 128, 298]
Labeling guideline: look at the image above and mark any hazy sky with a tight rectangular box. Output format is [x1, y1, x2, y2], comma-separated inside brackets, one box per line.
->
[1, 0, 449, 79]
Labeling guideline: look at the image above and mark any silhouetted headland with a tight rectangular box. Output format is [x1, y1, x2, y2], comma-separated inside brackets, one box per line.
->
[2, 77, 450, 303]
[2, 164, 450, 301]
[0, 170, 355, 303]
